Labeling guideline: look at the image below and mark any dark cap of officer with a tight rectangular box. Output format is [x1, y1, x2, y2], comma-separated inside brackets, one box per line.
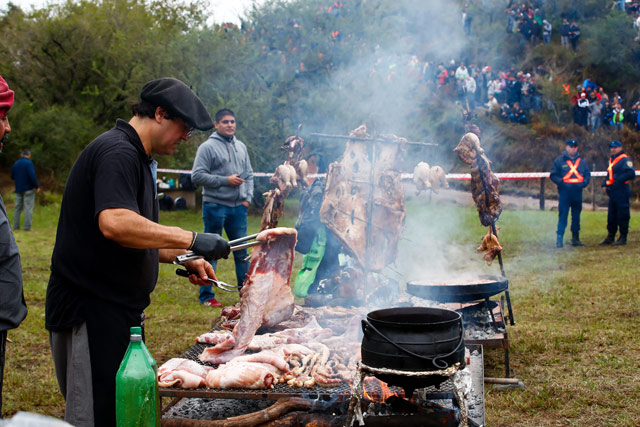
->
[609, 140, 622, 148]
[140, 78, 214, 131]
[565, 139, 578, 147]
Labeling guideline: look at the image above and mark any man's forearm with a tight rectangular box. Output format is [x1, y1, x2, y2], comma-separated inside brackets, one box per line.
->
[99, 208, 193, 249]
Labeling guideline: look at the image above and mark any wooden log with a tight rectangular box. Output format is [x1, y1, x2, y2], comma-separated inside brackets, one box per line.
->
[161, 398, 313, 427]
[260, 412, 342, 427]
[484, 377, 521, 384]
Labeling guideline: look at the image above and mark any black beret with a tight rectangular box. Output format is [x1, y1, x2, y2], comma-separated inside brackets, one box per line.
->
[140, 78, 213, 131]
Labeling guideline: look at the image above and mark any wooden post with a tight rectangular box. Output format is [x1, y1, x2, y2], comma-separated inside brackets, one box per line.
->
[592, 163, 596, 211]
[539, 177, 545, 211]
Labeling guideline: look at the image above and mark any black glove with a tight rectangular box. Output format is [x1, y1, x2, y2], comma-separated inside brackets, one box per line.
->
[191, 233, 230, 261]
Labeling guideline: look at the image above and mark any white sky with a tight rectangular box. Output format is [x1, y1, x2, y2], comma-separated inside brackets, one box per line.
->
[4, 0, 265, 24]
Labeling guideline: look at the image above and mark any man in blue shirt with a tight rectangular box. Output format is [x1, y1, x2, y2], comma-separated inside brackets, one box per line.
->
[11, 148, 40, 231]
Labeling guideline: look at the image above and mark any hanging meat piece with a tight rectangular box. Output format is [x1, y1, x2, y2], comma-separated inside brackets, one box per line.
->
[199, 228, 297, 365]
[320, 124, 406, 271]
[476, 228, 502, 265]
[454, 132, 501, 226]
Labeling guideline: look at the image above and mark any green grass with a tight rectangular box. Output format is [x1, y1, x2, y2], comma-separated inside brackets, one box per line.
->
[2, 197, 640, 426]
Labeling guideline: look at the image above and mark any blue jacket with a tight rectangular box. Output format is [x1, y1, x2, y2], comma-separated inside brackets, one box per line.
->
[550, 151, 591, 192]
[11, 157, 39, 193]
[602, 151, 635, 191]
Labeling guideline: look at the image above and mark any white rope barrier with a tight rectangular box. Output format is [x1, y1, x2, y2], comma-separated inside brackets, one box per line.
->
[158, 169, 640, 180]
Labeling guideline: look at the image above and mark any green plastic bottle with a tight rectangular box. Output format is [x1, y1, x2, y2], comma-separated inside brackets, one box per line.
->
[130, 327, 161, 427]
[115, 328, 157, 427]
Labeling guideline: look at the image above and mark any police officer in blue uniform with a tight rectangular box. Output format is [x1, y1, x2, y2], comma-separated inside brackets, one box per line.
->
[550, 139, 591, 248]
[599, 140, 635, 245]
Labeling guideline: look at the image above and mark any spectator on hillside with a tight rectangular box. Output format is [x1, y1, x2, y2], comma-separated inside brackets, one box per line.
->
[576, 93, 590, 129]
[499, 102, 511, 122]
[509, 102, 527, 124]
[463, 5, 473, 36]
[560, 18, 570, 48]
[602, 100, 614, 130]
[612, 91, 623, 105]
[588, 98, 604, 134]
[568, 20, 581, 52]
[455, 63, 469, 82]
[611, 103, 625, 130]
[464, 75, 477, 109]
[542, 19, 552, 43]
[486, 95, 501, 114]
[520, 88, 533, 112]
[599, 87, 609, 102]
[437, 63, 449, 86]
[582, 78, 598, 92]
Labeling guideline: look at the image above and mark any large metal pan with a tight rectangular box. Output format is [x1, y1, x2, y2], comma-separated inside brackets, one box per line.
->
[406, 275, 508, 303]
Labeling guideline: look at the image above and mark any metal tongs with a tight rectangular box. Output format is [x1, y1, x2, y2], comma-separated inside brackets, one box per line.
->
[175, 268, 240, 292]
[173, 233, 263, 265]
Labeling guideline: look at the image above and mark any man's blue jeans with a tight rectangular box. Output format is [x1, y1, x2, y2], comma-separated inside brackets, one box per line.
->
[13, 189, 36, 231]
[199, 203, 250, 303]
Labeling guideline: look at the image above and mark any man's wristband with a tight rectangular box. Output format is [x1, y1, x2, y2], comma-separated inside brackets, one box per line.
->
[188, 231, 197, 250]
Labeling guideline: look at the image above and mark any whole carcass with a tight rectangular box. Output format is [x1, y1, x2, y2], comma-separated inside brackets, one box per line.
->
[320, 124, 406, 271]
[412, 162, 432, 194]
[429, 165, 449, 193]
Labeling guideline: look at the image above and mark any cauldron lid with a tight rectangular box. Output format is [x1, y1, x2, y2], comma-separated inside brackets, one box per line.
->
[366, 306, 461, 326]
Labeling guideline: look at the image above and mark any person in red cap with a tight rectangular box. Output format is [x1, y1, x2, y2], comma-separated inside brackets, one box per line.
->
[0, 75, 28, 415]
[45, 77, 231, 426]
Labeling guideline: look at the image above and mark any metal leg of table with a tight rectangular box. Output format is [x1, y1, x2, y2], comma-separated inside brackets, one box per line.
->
[504, 289, 515, 326]
[504, 347, 511, 378]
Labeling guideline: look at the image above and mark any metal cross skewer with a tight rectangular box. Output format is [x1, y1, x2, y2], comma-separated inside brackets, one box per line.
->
[310, 132, 438, 147]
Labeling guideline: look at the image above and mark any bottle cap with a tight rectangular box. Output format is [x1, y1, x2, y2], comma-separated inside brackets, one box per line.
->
[130, 326, 142, 335]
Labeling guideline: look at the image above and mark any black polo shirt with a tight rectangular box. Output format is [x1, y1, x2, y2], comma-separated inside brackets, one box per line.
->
[46, 120, 159, 331]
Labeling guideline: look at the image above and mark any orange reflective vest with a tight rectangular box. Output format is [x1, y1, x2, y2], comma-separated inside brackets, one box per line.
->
[606, 153, 629, 186]
[562, 158, 584, 183]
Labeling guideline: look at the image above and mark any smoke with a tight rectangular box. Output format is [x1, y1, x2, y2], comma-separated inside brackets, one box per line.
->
[289, 0, 468, 154]
[389, 187, 495, 288]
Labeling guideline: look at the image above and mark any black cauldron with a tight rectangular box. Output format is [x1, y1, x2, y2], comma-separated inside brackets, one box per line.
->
[361, 307, 465, 396]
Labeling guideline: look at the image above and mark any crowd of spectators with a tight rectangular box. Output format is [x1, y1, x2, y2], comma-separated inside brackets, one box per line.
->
[570, 78, 640, 133]
[505, 2, 582, 51]
[424, 60, 543, 125]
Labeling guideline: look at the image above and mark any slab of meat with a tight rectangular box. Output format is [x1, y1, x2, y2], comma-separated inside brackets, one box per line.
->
[196, 331, 235, 349]
[320, 125, 406, 271]
[199, 228, 297, 364]
[454, 132, 501, 226]
[205, 362, 275, 389]
[230, 350, 290, 372]
[246, 321, 333, 351]
[158, 358, 213, 389]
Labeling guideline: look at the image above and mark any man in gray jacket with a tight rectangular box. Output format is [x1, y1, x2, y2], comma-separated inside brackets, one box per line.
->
[191, 109, 254, 306]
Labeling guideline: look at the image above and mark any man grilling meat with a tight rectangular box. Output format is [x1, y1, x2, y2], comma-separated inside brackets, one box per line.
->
[45, 78, 231, 427]
[549, 139, 591, 248]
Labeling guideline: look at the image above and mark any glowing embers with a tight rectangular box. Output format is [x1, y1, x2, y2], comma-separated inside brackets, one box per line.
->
[362, 377, 405, 402]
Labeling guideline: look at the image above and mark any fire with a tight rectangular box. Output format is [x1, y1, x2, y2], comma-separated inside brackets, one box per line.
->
[362, 378, 404, 402]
